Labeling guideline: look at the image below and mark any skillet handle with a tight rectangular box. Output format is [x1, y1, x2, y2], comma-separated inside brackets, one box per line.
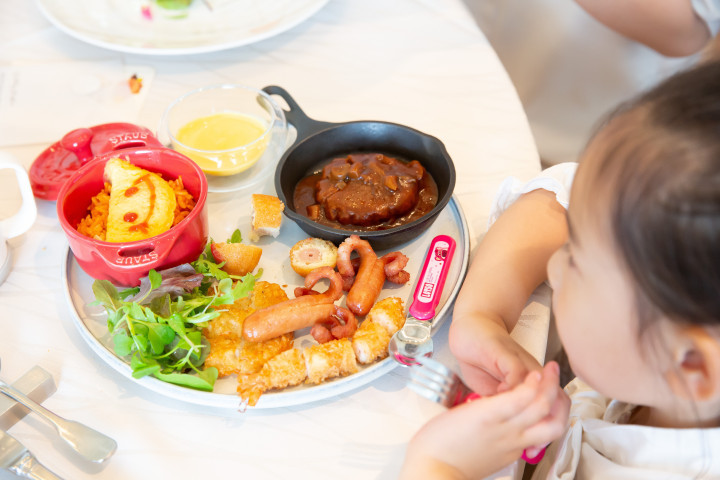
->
[262, 86, 335, 145]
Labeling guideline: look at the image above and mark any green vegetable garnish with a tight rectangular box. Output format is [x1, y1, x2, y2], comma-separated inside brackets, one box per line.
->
[229, 229, 242, 244]
[91, 232, 256, 391]
[155, 0, 193, 11]
[189, 229, 244, 285]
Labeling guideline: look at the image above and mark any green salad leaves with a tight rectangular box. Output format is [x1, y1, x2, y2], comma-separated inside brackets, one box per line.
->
[155, 0, 193, 11]
[91, 231, 255, 391]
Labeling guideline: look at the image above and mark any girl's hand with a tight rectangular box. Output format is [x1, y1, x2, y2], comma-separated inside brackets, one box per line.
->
[450, 315, 543, 396]
[400, 362, 570, 480]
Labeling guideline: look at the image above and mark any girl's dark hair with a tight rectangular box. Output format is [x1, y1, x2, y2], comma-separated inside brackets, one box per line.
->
[586, 60, 720, 327]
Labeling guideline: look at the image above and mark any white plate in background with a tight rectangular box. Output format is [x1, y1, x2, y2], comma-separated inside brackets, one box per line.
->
[37, 0, 329, 55]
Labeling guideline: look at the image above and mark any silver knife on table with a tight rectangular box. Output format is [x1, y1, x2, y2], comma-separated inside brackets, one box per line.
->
[0, 429, 63, 480]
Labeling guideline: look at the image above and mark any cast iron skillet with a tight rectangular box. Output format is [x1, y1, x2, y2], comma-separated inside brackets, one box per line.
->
[263, 85, 456, 250]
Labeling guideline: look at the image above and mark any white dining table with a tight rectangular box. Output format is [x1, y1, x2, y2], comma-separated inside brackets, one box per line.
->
[0, 0, 550, 479]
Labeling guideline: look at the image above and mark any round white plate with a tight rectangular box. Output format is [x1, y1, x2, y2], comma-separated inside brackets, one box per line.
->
[37, 0, 329, 55]
[62, 196, 470, 409]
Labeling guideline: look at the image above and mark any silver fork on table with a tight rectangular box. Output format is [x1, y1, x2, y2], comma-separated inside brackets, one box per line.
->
[407, 356, 479, 407]
[407, 357, 546, 464]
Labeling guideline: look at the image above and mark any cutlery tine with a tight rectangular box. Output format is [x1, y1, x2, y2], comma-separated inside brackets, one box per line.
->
[411, 363, 451, 389]
[407, 372, 452, 405]
[408, 359, 460, 407]
[408, 357, 477, 408]
[415, 356, 456, 378]
[407, 378, 448, 405]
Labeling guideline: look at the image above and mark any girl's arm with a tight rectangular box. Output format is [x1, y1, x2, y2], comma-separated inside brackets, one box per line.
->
[575, 0, 712, 57]
[449, 188, 568, 394]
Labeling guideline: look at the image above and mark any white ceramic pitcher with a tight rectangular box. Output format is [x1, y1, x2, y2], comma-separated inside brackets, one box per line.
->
[0, 152, 37, 284]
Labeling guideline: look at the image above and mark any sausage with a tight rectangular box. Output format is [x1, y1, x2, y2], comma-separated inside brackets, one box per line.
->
[345, 258, 386, 316]
[338, 235, 410, 315]
[243, 299, 337, 342]
[242, 267, 344, 342]
[381, 251, 409, 279]
[310, 306, 358, 344]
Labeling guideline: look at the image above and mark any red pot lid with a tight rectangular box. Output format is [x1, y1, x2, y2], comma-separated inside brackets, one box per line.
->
[29, 122, 163, 200]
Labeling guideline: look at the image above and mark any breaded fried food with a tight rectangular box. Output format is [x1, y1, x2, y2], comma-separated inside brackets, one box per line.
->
[206, 332, 293, 377]
[104, 158, 176, 243]
[304, 338, 358, 384]
[205, 281, 289, 338]
[351, 296, 405, 364]
[226, 293, 404, 404]
[235, 299, 402, 404]
[352, 320, 392, 364]
[237, 338, 360, 405]
[289, 237, 338, 276]
[237, 349, 307, 406]
[365, 296, 405, 335]
[205, 281, 293, 377]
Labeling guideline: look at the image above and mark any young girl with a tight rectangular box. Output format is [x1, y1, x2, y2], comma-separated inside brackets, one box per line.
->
[400, 60, 720, 479]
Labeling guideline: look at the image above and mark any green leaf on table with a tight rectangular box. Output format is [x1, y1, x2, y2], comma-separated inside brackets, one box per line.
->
[153, 369, 216, 391]
[133, 323, 149, 337]
[144, 308, 158, 325]
[148, 269, 162, 290]
[113, 331, 133, 357]
[147, 323, 175, 354]
[156, 0, 193, 11]
[167, 314, 186, 335]
[191, 257, 229, 281]
[91, 280, 123, 310]
[119, 286, 140, 299]
[213, 278, 236, 305]
[206, 261, 229, 280]
[229, 229, 242, 244]
[149, 294, 171, 318]
[203, 240, 214, 260]
[173, 331, 197, 353]
[133, 328, 149, 353]
[185, 311, 218, 325]
[106, 309, 125, 330]
[130, 356, 161, 379]
[129, 302, 146, 321]
[174, 296, 185, 313]
[232, 273, 256, 300]
[185, 330, 204, 349]
[167, 330, 206, 366]
[196, 367, 218, 387]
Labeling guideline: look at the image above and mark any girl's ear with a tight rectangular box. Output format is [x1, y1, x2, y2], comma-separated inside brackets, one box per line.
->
[665, 326, 720, 401]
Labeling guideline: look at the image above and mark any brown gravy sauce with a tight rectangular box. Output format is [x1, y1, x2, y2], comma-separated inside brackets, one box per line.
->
[293, 153, 438, 232]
